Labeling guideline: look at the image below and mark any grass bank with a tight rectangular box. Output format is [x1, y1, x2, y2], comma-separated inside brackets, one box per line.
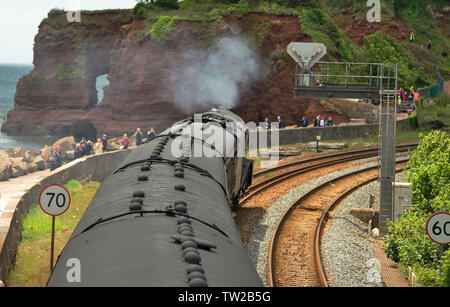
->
[5, 180, 100, 287]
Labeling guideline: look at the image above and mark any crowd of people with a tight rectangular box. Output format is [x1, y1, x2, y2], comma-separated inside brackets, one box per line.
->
[261, 115, 334, 130]
[48, 145, 62, 171]
[48, 128, 157, 172]
[397, 86, 419, 114]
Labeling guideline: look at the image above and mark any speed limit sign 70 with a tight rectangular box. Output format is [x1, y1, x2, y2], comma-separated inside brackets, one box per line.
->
[39, 184, 71, 216]
[426, 212, 450, 245]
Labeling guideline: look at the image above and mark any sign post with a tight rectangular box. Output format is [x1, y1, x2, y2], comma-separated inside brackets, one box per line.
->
[39, 184, 71, 272]
[426, 212, 450, 276]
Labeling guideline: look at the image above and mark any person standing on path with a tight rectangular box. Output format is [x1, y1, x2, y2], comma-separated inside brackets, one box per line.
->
[134, 128, 143, 146]
[74, 144, 83, 160]
[276, 116, 283, 129]
[120, 134, 130, 150]
[314, 115, 320, 127]
[101, 134, 108, 152]
[94, 139, 103, 154]
[300, 116, 308, 128]
[147, 128, 156, 141]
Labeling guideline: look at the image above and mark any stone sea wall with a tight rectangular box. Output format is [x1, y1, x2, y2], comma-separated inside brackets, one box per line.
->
[0, 148, 131, 281]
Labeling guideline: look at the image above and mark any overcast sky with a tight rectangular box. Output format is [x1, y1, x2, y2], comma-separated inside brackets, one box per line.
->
[0, 0, 136, 64]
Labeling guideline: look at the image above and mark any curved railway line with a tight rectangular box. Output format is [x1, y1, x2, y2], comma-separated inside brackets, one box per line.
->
[241, 143, 417, 204]
[266, 160, 408, 287]
[236, 143, 418, 287]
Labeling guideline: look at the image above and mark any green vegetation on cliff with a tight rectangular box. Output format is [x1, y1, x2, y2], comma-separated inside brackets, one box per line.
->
[31, 1, 450, 87]
[148, 15, 181, 41]
[131, 0, 448, 86]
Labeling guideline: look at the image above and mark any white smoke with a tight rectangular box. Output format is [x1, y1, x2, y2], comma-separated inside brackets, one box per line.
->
[172, 36, 267, 114]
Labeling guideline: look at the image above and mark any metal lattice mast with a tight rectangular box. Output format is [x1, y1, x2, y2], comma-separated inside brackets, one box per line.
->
[287, 43, 399, 234]
[378, 64, 398, 235]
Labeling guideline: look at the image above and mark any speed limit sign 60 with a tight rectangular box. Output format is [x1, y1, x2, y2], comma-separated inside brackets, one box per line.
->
[426, 212, 450, 245]
[39, 184, 71, 216]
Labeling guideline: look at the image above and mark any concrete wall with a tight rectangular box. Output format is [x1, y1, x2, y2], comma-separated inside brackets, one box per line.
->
[0, 149, 131, 281]
[250, 119, 412, 146]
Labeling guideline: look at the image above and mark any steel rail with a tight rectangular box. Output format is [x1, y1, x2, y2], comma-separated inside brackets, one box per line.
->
[267, 160, 408, 287]
[253, 143, 417, 178]
[241, 143, 417, 204]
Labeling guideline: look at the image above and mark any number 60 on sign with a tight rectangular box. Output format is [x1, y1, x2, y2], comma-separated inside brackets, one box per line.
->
[426, 212, 450, 245]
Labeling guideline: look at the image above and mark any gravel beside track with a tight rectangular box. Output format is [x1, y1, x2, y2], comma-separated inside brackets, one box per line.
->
[321, 172, 407, 287]
[321, 181, 383, 287]
[245, 158, 407, 286]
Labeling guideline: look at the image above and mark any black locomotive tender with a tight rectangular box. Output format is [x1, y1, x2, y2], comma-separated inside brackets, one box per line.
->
[47, 108, 263, 287]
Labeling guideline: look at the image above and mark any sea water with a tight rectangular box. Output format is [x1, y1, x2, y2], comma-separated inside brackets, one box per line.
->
[0, 63, 61, 150]
[0, 64, 110, 151]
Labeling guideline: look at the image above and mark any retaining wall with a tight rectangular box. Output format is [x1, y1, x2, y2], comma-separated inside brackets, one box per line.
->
[0, 149, 131, 281]
[251, 119, 412, 146]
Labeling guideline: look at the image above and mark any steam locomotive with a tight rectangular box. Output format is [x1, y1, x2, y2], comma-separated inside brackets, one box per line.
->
[47, 108, 262, 287]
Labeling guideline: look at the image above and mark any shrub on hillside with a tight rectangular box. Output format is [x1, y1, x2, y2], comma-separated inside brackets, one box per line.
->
[148, 15, 180, 41]
[394, 0, 436, 32]
[134, 2, 149, 19]
[406, 130, 449, 212]
[154, 0, 180, 9]
[274, 0, 318, 8]
[384, 130, 450, 285]
[416, 93, 450, 130]
[364, 31, 431, 88]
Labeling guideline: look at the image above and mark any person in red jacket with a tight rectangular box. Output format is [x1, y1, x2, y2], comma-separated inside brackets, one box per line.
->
[120, 134, 130, 150]
[413, 91, 420, 103]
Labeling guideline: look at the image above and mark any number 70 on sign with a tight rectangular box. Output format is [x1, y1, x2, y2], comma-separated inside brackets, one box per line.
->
[39, 184, 71, 217]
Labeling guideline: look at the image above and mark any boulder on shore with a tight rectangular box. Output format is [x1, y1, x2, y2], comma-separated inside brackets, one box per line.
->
[6, 147, 26, 158]
[27, 163, 38, 173]
[11, 161, 28, 178]
[33, 156, 46, 171]
[41, 145, 51, 164]
[52, 136, 76, 161]
[66, 150, 74, 161]
[0, 151, 12, 181]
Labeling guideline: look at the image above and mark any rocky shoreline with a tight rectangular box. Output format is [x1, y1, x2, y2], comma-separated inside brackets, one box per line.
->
[0, 134, 139, 182]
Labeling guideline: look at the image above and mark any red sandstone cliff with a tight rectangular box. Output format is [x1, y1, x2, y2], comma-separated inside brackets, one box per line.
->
[2, 10, 354, 137]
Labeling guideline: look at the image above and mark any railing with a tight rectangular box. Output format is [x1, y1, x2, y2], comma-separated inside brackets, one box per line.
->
[295, 62, 398, 91]
[417, 67, 444, 99]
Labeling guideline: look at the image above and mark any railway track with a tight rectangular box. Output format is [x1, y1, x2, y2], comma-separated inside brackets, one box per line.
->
[266, 159, 408, 287]
[241, 143, 417, 204]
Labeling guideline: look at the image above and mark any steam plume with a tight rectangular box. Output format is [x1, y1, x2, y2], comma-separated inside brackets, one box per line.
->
[172, 36, 267, 114]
